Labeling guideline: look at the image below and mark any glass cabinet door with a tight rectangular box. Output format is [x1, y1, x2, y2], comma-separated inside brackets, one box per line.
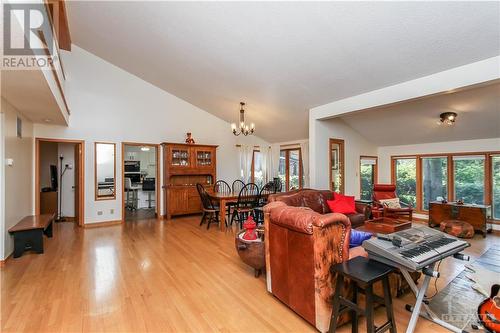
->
[196, 150, 212, 167]
[171, 148, 190, 167]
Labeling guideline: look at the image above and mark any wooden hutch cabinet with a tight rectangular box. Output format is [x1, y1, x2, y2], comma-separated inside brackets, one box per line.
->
[162, 142, 218, 219]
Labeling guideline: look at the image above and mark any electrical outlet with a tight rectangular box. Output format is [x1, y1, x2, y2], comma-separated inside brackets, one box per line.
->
[110, 209, 114, 214]
[97, 211, 103, 216]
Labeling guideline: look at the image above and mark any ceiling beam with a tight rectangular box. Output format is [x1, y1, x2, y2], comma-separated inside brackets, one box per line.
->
[310, 56, 500, 121]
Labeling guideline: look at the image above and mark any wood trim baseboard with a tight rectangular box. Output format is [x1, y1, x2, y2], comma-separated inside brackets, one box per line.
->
[0, 253, 13, 268]
[83, 220, 123, 229]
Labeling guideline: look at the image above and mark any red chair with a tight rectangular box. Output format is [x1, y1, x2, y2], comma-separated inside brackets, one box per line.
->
[372, 184, 413, 221]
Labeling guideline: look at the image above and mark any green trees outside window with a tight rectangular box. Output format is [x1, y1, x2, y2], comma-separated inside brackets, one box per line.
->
[493, 156, 500, 219]
[422, 157, 447, 210]
[453, 156, 485, 205]
[394, 154, 496, 215]
[360, 158, 377, 201]
[395, 158, 417, 207]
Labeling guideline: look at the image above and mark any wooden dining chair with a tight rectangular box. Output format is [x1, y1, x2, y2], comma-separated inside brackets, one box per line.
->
[214, 180, 231, 193]
[230, 183, 259, 229]
[232, 179, 245, 193]
[272, 177, 283, 193]
[214, 180, 233, 221]
[196, 183, 221, 230]
[254, 182, 274, 224]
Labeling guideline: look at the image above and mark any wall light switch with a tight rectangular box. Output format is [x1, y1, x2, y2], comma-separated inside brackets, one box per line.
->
[110, 209, 114, 214]
[6, 158, 14, 166]
[97, 211, 103, 216]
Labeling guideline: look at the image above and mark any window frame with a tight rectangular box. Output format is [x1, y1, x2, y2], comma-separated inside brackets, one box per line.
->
[391, 156, 419, 209]
[490, 154, 500, 220]
[420, 156, 449, 211]
[359, 156, 378, 201]
[391, 151, 499, 219]
[279, 148, 303, 191]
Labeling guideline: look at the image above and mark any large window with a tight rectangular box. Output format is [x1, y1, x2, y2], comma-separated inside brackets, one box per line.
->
[394, 158, 417, 207]
[422, 157, 447, 210]
[492, 155, 500, 220]
[251, 150, 264, 187]
[278, 150, 286, 188]
[360, 157, 377, 201]
[279, 149, 302, 191]
[392, 152, 497, 217]
[289, 150, 301, 190]
[453, 155, 485, 205]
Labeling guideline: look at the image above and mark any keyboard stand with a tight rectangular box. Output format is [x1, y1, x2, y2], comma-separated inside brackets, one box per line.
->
[400, 264, 464, 333]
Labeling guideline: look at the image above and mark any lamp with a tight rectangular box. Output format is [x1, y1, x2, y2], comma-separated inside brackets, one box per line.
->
[438, 112, 457, 126]
[231, 102, 255, 136]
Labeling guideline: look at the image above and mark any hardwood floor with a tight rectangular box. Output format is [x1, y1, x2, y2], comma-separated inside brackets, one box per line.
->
[1, 216, 498, 333]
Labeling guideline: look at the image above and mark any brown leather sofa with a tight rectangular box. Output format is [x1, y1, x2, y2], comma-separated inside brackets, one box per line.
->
[264, 189, 413, 332]
[267, 188, 370, 228]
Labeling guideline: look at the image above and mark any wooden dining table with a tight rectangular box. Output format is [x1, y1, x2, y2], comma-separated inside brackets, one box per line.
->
[208, 192, 268, 231]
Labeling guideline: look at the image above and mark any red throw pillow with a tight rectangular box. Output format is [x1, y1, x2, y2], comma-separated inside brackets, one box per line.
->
[334, 193, 354, 202]
[333, 193, 356, 209]
[327, 198, 356, 215]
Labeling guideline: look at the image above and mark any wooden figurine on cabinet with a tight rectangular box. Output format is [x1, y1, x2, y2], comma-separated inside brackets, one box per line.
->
[185, 133, 195, 144]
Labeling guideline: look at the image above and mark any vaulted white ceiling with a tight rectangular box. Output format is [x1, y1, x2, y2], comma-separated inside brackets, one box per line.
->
[66, 1, 500, 142]
[340, 81, 500, 146]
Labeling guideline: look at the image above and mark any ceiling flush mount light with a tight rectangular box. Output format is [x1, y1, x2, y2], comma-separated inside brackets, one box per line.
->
[141, 146, 150, 152]
[438, 112, 458, 126]
[231, 102, 255, 136]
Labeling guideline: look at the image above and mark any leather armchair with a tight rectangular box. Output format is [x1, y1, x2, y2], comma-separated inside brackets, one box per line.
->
[264, 189, 410, 332]
[372, 184, 413, 221]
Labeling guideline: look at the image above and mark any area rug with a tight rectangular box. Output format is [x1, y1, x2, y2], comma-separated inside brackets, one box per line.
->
[428, 245, 500, 332]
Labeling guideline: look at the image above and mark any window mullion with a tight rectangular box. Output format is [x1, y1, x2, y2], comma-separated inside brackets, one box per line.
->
[416, 157, 422, 212]
[447, 155, 454, 202]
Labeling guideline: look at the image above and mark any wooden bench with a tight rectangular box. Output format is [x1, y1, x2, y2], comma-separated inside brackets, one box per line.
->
[8, 214, 55, 258]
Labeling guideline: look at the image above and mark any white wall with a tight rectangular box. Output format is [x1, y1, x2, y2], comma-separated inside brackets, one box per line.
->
[1, 98, 34, 260]
[58, 143, 76, 217]
[309, 117, 377, 197]
[377, 137, 500, 183]
[33, 46, 268, 224]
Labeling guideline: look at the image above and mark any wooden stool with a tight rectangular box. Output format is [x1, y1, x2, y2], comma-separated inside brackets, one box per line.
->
[329, 256, 397, 333]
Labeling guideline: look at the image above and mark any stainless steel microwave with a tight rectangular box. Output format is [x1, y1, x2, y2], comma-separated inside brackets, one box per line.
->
[124, 161, 140, 172]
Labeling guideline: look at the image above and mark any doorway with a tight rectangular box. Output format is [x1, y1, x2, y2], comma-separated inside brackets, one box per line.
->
[35, 138, 85, 226]
[121, 143, 160, 222]
[329, 138, 345, 194]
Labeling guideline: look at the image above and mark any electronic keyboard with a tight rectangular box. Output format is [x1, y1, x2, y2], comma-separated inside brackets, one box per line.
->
[362, 225, 470, 271]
